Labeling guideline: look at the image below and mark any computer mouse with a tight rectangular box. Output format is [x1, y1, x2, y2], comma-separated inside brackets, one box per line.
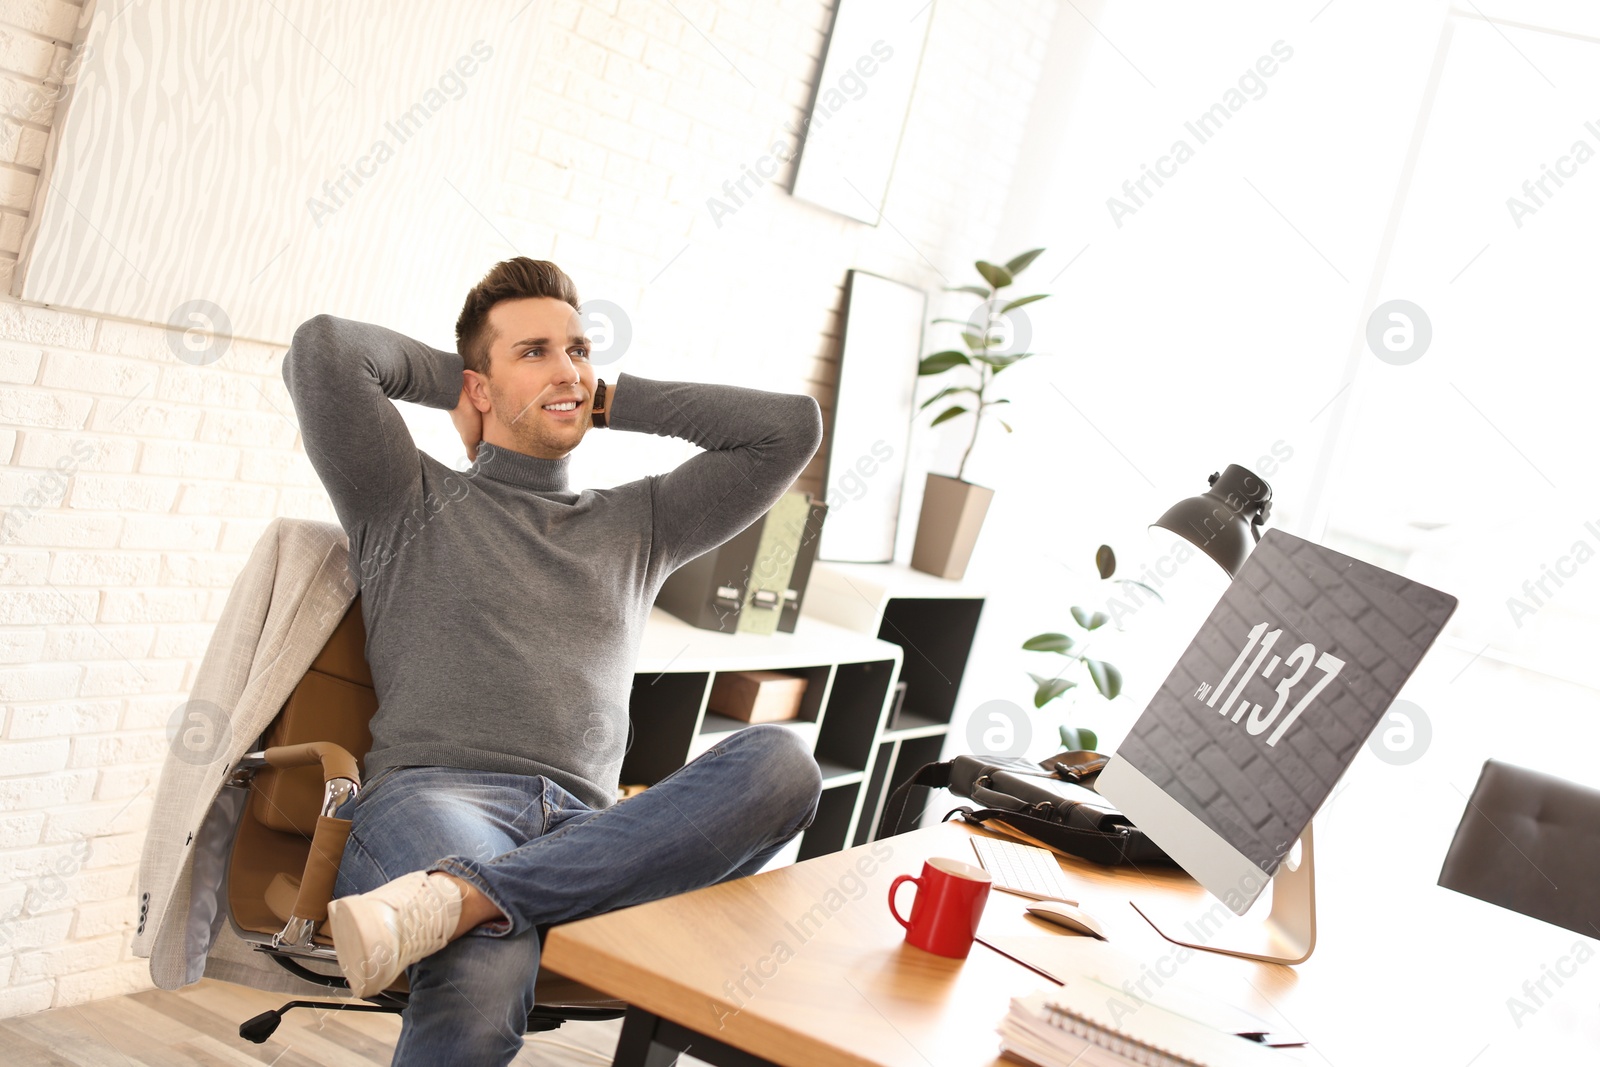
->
[1025, 900, 1107, 940]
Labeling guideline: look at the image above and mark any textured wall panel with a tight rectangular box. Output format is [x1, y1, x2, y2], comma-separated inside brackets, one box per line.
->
[18, 0, 541, 346]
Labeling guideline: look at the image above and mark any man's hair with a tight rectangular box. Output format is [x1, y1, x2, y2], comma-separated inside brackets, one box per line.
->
[455, 258, 581, 376]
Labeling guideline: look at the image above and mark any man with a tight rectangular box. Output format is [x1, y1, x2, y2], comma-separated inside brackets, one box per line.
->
[280, 257, 825, 1066]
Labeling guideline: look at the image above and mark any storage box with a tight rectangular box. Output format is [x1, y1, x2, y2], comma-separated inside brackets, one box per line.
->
[708, 670, 808, 723]
[653, 491, 828, 634]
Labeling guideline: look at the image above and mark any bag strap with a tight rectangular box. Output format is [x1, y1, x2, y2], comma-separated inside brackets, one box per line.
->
[877, 761, 954, 838]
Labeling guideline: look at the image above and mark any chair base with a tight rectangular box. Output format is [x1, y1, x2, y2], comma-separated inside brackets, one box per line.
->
[241, 948, 627, 1043]
[240, 999, 398, 1043]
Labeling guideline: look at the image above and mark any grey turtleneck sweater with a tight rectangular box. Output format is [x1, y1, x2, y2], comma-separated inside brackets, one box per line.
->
[281, 314, 823, 810]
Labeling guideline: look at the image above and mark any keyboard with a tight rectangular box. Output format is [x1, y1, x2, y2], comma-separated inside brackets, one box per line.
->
[969, 835, 1079, 905]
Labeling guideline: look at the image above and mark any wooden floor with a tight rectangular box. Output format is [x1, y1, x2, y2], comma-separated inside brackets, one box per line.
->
[0, 979, 715, 1066]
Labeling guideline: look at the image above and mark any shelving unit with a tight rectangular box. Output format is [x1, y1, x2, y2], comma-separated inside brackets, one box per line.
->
[625, 562, 986, 865]
[624, 607, 902, 862]
[798, 561, 986, 845]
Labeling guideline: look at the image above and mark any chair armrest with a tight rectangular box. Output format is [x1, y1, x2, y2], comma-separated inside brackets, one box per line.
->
[261, 741, 360, 926]
[294, 816, 354, 922]
[264, 740, 361, 785]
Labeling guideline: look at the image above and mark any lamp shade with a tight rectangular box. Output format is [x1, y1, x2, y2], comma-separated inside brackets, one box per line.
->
[1151, 464, 1273, 578]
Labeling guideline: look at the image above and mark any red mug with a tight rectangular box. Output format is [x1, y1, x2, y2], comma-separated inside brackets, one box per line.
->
[888, 857, 992, 958]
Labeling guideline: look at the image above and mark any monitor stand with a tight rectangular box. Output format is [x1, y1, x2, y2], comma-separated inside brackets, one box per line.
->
[1131, 823, 1316, 966]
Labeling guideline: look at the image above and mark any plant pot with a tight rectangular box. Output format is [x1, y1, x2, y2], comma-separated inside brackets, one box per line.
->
[910, 473, 993, 580]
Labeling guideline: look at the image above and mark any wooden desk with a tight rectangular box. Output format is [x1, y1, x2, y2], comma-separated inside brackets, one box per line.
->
[542, 819, 1600, 1066]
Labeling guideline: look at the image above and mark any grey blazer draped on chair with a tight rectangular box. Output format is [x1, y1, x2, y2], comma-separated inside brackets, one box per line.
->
[133, 517, 359, 995]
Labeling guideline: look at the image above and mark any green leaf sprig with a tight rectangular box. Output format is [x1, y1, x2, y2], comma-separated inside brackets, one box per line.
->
[1020, 544, 1129, 752]
[918, 248, 1048, 481]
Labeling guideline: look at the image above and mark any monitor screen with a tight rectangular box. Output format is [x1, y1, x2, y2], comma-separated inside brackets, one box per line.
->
[1107, 530, 1457, 881]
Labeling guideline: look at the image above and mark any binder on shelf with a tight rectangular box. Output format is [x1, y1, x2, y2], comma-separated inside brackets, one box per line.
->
[654, 491, 829, 634]
[779, 494, 829, 633]
[738, 491, 810, 636]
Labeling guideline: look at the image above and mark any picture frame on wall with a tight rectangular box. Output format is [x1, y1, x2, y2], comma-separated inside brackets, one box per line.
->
[817, 270, 926, 564]
[788, 0, 933, 225]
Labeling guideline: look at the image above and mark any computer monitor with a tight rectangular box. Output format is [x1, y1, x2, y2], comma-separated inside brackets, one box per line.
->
[1096, 530, 1457, 958]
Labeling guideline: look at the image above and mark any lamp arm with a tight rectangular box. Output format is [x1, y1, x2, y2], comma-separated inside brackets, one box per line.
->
[1251, 499, 1273, 542]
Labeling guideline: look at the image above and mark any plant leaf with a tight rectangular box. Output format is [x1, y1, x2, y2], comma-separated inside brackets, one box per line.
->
[1070, 606, 1110, 631]
[961, 331, 990, 352]
[1084, 658, 1123, 700]
[999, 420, 1013, 433]
[1058, 724, 1098, 751]
[919, 350, 970, 375]
[917, 384, 977, 411]
[975, 261, 1014, 289]
[929, 405, 968, 428]
[1022, 632, 1076, 654]
[930, 317, 972, 326]
[1001, 293, 1049, 313]
[1004, 248, 1046, 275]
[943, 285, 990, 297]
[1029, 673, 1076, 708]
[972, 353, 1028, 370]
[983, 398, 1011, 405]
[1096, 544, 1116, 580]
[1119, 578, 1164, 604]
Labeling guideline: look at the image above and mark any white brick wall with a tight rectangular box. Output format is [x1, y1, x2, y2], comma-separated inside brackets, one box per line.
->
[0, 0, 1058, 1016]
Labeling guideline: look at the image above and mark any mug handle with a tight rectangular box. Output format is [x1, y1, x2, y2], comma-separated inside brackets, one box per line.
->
[888, 874, 920, 929]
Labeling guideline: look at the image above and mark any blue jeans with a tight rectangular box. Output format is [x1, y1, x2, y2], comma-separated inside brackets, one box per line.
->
[331, 723, 823, 1067]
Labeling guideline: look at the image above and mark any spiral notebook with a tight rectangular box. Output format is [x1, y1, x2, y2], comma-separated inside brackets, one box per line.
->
[998, 980, 1285, 1067]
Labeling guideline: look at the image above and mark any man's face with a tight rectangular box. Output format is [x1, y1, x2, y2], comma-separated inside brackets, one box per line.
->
[467, 296, 596, 459]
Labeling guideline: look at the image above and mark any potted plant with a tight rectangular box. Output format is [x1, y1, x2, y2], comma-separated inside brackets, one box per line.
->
[1021, 546, 1145, 753]
[910, 248, 1047, 579]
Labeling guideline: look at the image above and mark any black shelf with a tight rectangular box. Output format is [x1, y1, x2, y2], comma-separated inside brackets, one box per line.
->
[878, 598, 983, 729]
[699, 711, 760, 735]
[814, 658, 894, 773]
[884, 710, 943, 738]
[815, 755, 860, 783]
[852, 740, 897, 847]
[850, 593, 983, 843]
[871, 734, 949, 837]
[621, 577, 983, 862]
[621, 672, 707, 787]
[796, 785, 859, 862]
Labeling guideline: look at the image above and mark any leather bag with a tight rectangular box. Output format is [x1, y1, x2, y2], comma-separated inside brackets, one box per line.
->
[877, 750, 1179, 868]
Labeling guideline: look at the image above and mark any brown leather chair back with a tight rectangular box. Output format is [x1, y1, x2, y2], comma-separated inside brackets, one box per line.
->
[251, 600, 377, 836]
[230, 597, 374, 939]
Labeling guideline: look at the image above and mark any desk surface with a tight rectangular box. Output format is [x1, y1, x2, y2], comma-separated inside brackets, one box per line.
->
[543, 819, 1599, 1066]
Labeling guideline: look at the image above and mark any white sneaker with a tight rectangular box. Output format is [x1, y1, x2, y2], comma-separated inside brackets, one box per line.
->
[326, 870, 463, 998]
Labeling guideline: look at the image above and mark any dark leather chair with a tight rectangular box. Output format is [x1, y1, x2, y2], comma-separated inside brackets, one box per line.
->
[223, 595, 627, 1042]
[1438, 758, 1600, 937]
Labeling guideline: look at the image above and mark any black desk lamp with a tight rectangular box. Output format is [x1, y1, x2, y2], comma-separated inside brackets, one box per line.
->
[1137, 465, 1315, 966]
[1151, 464, 1273, 578]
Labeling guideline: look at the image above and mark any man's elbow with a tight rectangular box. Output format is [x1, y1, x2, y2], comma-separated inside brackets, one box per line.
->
[792, 393, 823, 461]
[283, 314, 341, 388]
[289, 313, 342, 354]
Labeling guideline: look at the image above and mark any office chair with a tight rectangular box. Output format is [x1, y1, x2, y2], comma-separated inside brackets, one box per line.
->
[222, 594, 627, 1042]
[1438, 758, 1600, 938]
